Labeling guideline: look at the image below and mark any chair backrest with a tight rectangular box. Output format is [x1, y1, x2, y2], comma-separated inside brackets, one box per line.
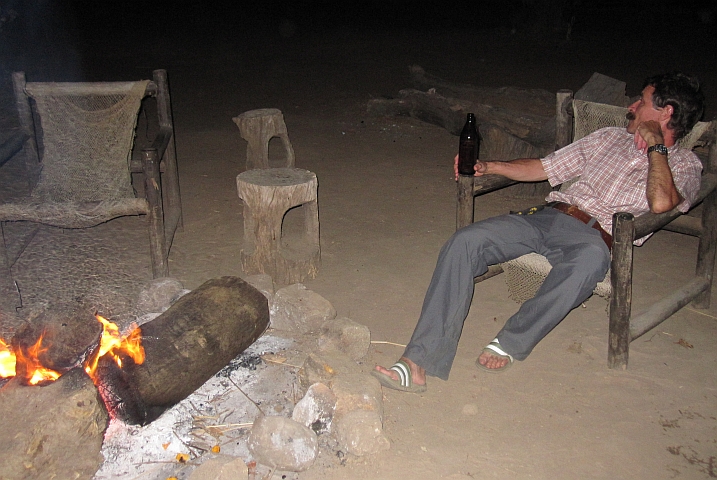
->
[23, 80, 149, 203]
[573, 99, 711, 149]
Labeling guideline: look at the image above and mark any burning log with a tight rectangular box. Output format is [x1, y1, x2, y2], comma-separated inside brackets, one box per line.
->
[100, 276, 270, 425]
[11, 305, 102, 376]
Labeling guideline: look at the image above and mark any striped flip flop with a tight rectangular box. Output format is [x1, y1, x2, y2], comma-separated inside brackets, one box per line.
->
[371, 359, 427, 393]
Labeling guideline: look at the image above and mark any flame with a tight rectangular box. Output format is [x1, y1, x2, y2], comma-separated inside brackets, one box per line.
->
[0, 337, 16, 378]
[13, 333, 61, 385]
[0, 314, 145, 385]
[84, 315, 145, 380]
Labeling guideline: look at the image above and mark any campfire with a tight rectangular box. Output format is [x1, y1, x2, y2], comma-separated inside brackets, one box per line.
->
[0, 315, 144, 388]
[1, 276, 269, 424]
[0, 276, 273, 479]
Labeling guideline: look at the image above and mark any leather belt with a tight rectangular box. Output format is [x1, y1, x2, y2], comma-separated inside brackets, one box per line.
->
[547, 202, 612, 251]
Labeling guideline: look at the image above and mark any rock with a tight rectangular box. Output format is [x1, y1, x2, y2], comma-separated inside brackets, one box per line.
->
[0, 368, 108, 480]
[189, 454, 248, 480]
[269, 284, 336, 333]
[318, 317, 371, 360]
[242, 273, 275, 301]
[135, 277, 186, 314]
[248, 415, 318, 472]
[291, 382, 337, 435]
[298, 350, 362, 392]
[334, 410, 390, 456]
[330, 373, 384, 420]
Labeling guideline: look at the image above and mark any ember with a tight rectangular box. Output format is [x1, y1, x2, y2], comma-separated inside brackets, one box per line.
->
[0, 315, 144, 386]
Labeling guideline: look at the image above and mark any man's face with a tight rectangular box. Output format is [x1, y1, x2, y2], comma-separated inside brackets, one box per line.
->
[626, 85, 662, 134]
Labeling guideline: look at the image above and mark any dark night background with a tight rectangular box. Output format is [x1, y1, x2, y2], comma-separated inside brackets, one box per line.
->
[1, 1, 716, 119]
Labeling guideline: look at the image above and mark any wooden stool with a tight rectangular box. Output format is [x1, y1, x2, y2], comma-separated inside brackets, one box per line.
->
[232, 108, 296, 170]
[236, 168, 319, 284]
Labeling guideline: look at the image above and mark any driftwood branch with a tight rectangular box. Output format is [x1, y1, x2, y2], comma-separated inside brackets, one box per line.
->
[368, 65, 557, 149]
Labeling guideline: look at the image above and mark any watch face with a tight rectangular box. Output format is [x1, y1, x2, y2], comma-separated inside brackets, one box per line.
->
[648, 144, 668, 155]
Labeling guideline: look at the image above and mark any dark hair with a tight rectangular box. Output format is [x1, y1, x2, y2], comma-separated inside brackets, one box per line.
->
[644, 72, 705, 140]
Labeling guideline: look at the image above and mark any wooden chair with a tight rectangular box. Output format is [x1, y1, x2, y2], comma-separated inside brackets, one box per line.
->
[457, 91, 717, 369]
[0, 69, 182, 311]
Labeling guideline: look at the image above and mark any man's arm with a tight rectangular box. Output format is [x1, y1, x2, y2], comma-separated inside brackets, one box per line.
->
[636, 121, 684, 213]
[454, 156, 548, 182]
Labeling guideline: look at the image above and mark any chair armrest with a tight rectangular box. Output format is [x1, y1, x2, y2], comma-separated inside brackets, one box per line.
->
[633, 173, 717, 238]
[149, 126, 173, 157]
[0, 133, 29, 169]
[472, 174, 519, 195]
[130, 127, 173, 173]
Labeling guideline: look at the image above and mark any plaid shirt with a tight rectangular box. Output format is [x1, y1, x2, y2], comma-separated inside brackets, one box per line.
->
[542, 127, 702, 245]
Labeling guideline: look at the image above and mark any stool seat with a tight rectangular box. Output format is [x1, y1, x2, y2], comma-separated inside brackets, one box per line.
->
[237, 168, 319, 284]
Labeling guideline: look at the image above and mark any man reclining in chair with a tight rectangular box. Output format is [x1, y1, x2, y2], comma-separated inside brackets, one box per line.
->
[373, 72, 705, 392]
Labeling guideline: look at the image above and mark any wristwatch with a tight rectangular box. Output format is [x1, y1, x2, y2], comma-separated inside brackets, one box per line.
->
[647, 144, 668, 156]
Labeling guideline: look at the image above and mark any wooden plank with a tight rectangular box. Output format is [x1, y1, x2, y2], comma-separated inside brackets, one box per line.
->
[474, 264, 504, 284]
[661, 215, 702, 237]
[554, 90, 574, 151]
[456, 174, 474, 229]
[472, 174, 517, 195]
[25, 81, 151, 96]
[633, 173, 717, 238]
[629, 277, 709, 340]
[142, 148, 168, 278]
[608, 212, 634, 370]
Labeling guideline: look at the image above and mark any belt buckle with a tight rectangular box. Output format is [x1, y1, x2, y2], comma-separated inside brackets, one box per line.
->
[511, 205, 545, 215]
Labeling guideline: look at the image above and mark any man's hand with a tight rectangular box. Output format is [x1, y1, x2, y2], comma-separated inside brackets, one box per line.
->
[634, 120, 665, 153]
[453, 154, 487, 181]
[635, 121, 683, 213]
[453, 154, 547, 182]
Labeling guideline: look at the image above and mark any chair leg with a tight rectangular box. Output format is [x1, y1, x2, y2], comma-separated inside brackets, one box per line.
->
[143, 148, 168, 278]
[456, 175, 474, 230]
[693, 188, 717, 308]
[154, 68, 183, 233]
[608, 212, 635, 369]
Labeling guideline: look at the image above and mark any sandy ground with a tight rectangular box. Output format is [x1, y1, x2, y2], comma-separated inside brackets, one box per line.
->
[2, 5, 717, 479]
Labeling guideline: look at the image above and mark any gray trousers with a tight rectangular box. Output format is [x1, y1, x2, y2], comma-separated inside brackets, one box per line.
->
[403, 207, 610, 380]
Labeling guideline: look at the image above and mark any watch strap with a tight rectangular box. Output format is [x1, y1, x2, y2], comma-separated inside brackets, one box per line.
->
[647, 144, 668, 156]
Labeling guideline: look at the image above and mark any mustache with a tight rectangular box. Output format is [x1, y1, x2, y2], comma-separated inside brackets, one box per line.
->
[626, 112, 636, 121]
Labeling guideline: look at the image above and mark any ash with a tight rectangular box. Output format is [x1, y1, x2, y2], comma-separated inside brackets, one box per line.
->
[93, 333, 296, 480]
[218, 353, 263, 375]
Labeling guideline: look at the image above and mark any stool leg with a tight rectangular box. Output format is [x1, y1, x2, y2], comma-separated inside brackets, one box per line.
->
[304, 199, 320, 252]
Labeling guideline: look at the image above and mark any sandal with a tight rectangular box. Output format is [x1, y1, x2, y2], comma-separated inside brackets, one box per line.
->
[476, 338, 514, 373]
[371, 359, 427, 393]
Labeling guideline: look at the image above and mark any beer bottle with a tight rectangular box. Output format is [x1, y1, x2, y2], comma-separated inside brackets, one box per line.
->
[458, 113, 479, 176]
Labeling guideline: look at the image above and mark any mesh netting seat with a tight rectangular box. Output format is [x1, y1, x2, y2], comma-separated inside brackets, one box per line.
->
[0, 70, 182, 312]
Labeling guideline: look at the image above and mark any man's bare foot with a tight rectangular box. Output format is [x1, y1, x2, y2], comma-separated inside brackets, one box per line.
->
[475, 339, 514, 373]
[477, 351, 510, 370]
[374, 356, 426, 387]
